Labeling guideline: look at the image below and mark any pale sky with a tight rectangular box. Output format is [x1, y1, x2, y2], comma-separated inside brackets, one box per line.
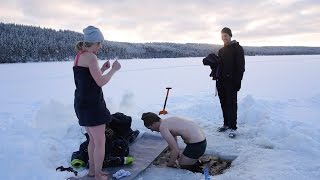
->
[1, 0, 319, 46]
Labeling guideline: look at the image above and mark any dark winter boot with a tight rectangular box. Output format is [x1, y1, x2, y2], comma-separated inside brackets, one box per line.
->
[217, 125, 229, 132]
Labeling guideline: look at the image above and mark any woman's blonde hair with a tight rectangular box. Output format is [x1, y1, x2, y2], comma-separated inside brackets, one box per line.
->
[75, 41, 98, 51]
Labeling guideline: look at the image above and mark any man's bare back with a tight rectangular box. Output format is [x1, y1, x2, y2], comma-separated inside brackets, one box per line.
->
[160, 117, 205, 144]
[141, 112, 207, 168]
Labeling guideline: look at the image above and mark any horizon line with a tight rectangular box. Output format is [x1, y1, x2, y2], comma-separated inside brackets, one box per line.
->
[2, 21, 320, 48]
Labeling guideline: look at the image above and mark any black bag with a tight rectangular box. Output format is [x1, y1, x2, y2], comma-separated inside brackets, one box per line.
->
[71, 135, 130, 168]
[109, 112, 133, 138]
[105, 136, 129, 158]
[71, 112, 134, 168]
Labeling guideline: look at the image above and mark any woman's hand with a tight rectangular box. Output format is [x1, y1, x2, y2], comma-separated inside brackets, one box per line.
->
[112, 60, 121, 71]
[101, 60, 110, 72]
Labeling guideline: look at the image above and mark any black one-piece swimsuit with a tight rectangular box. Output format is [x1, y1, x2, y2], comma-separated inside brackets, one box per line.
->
[73, 51, 111, 127]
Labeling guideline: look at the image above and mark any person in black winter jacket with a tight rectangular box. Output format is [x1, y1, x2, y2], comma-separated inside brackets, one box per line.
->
[217, 27, 245, 138]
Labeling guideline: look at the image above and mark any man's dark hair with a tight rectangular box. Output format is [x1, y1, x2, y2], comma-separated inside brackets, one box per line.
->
[141, 112, 160, 127]
[221, 27, 232, 37]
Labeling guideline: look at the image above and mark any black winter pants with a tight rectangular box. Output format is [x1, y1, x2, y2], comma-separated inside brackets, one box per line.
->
[216, 80, 238, 130]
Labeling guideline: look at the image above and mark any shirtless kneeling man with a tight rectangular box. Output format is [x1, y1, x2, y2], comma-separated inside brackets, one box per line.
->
[141, 112, 207, 170]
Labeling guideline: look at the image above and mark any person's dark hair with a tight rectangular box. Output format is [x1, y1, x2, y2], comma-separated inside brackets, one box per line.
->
[141, 112, 160, 127]
[75, 41, 96, 51]
[221, 27, 232, 37]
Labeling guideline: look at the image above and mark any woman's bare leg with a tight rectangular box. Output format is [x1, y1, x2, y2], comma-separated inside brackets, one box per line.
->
[88, 124, 108, 180]
[85, 127, 95, 176]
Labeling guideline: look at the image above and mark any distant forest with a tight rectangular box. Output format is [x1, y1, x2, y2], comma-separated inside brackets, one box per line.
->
[0, 22, 319, 63]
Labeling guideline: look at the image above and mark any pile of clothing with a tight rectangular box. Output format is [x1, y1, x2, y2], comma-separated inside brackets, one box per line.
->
[71, 112, 140, 168]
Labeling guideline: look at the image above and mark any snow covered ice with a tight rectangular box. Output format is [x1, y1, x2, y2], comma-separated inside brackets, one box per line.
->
[0, 55, 320, 180]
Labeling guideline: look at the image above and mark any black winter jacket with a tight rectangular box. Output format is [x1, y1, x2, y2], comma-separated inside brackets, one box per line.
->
[218, 40, 245, 90]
